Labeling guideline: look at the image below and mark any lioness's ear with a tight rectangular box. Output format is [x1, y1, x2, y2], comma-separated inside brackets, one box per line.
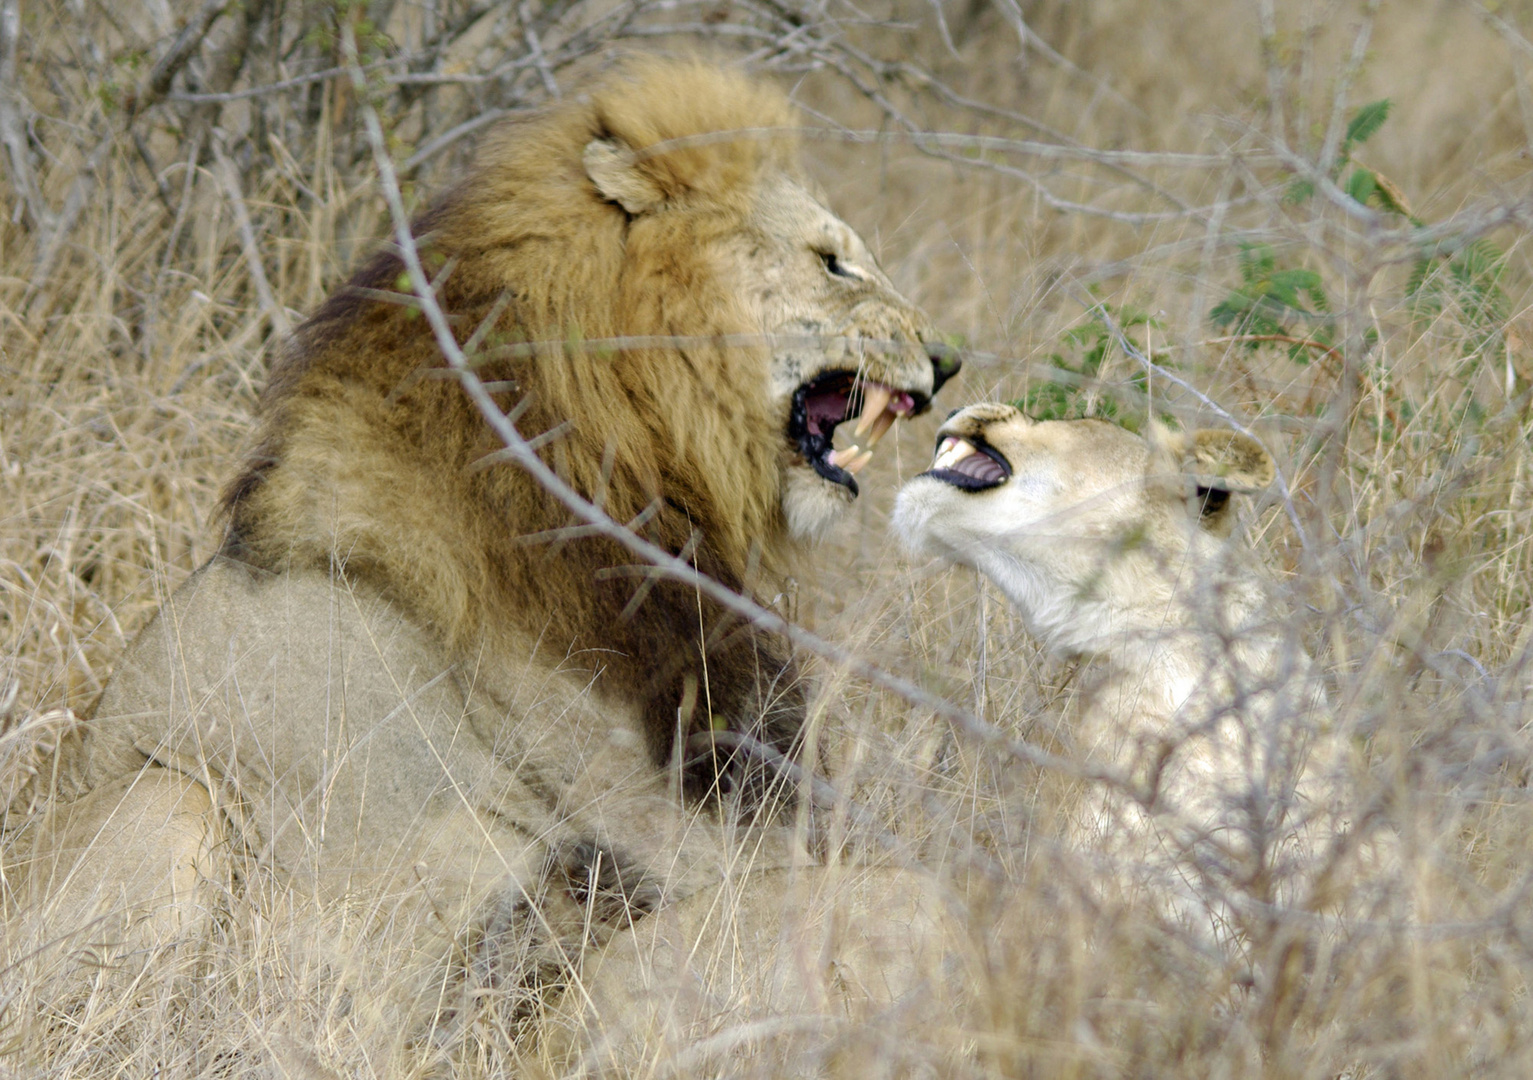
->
[1187, 430, 1275, 494]
[1147, 424, 1275, 534]
[1186, 429, 1275, 534]
[584, 138, 665, 215]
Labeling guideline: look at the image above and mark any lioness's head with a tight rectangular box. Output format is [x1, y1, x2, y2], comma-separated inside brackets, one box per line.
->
[893, 403, 1275, 655]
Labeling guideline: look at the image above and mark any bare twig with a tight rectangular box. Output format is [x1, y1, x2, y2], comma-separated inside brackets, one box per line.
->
[167, 55, 441, 104]
[686, 730, 896, 844]
[809, 47, 1216, 223]
[520, 0, 560, 98]
[25, 131, 111, 308]
[132, 0, 232, 114]
[402, 108, 521, 172]
[0, 0, 50, 235]
[132, 129, 176, 214]
[212, 136, 291, 337]
[1317, 0, 1381, 177]
[635, 124, 1265, 170]
[1202, 333, 1344, 368]
[1256, 0, 1286, 142]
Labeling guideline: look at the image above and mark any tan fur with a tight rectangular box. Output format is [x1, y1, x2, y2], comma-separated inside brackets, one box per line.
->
[12, 58, 958, 1066]
[894, 404, 1338, 942]
[545, 864, 972, 1074]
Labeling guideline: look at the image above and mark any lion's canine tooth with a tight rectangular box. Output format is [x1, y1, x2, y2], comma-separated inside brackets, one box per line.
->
[828, 447, 860, 469]
[932, 438, 975, 471]
[853, 384, 894, 438]
[864, 409, 897, 448]
[845, 449, 874, 475]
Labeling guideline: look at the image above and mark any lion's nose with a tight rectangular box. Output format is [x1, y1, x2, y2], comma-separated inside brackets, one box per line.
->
[928, 344, 961, 398]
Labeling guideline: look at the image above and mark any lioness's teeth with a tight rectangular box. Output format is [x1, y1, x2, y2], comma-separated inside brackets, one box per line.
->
[828, 447, 861, 469]
[863, 408, 898, 448]
[932, 437, 976, 470]
[853, 384, 894, 438]
[845, 449, 874, 475]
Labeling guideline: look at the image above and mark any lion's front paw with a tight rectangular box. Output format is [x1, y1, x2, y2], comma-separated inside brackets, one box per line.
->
[559, 840, 661, 927]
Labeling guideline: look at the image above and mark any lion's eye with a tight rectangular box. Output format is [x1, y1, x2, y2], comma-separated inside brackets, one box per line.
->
[820, 251, 858, 280]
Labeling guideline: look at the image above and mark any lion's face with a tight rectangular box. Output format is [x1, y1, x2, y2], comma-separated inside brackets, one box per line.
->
[729, 175, 958, 540]
[582, 81, 957, 546]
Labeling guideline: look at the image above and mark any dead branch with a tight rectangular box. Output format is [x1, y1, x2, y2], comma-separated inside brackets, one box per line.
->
[0, 0, 49, 236]
[131, 0, 232, 115]
[25, 131, 111, 312]
[212, 135, 290, 337]
[519, 0, 560, 98]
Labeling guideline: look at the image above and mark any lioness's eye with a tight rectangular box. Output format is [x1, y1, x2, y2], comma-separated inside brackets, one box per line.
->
[820, 251, 857, 280]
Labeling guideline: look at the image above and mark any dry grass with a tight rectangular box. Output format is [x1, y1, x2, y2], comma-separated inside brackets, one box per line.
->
[5, 0, 1533, 1075]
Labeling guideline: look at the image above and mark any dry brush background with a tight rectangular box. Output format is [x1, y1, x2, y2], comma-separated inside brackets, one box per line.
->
[4, 0, 1533, 1075]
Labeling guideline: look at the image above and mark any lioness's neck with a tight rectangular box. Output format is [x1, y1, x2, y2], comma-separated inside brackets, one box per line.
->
[980, 530, 1282, 724]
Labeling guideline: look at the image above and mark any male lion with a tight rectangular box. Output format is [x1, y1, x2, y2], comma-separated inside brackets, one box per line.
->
[893, 403, 1345, 945]
[10, 58, 958, 1067]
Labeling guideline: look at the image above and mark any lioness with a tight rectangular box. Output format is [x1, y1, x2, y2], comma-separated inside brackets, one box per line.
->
[893, 403, 1338, 942]
[7, 59, 960, 1069]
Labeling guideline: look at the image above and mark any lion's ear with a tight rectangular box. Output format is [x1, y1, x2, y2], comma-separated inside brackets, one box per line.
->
[584, 138, 665, 215]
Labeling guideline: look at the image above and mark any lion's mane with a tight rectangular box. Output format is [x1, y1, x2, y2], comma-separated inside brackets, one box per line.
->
[222, 59, 808, 770]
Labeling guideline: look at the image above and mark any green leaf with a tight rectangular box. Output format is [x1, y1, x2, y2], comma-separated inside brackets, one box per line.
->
[1237, 243, 1277, 283]
[1019, 380, 1076, 422]
[1405, 256, 1435, 303]
[1345, 167, 1377, 206]
[1345, 99, 1392, 148]
[1283, 179, 1316, 205]
[1271, 266, 1321, 288]
[1210, 245, 1334, 347]
[1405, 239, 1509, 356]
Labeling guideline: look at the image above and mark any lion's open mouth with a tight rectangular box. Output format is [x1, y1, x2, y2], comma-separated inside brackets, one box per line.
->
[788, 372, 923, 495]
[921, 435, 1011, 491]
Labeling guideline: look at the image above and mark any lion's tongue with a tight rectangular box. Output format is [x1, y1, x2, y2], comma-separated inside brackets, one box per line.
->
[830, 383, 916, 474]
[806, 380, 916, 478]
[804, 387, 849, 438]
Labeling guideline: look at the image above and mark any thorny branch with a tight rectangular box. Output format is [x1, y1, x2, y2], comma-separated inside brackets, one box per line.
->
[212, 136, 291, 336]
[9, 0, 1518, 311]
[0, 7, 1199, 282]
[8, 0, 1526, 843]
[132, 0, 232, 114]
[0, 0, 48, 235]
[337, 24, 1124, 795]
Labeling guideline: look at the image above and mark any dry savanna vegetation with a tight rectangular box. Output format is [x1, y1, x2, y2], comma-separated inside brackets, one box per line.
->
[4, 0, 1533, 1076]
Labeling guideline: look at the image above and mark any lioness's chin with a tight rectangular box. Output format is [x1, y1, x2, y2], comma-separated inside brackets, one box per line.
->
[783, 465, 858, 541]
[891, 478, 945, 554]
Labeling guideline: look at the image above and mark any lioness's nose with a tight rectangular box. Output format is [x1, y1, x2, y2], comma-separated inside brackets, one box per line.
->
[928, 344, 961, 397]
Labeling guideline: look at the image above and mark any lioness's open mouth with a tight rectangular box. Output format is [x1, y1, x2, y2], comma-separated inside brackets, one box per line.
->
[789, 372, 924, 495]
[922, 435, 1010, 491]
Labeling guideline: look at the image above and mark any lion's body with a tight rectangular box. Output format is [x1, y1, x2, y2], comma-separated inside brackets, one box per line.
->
[75, 557, 746, 910]
[894, 404, 1336, 938]
[10, 59, 959, 1067]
